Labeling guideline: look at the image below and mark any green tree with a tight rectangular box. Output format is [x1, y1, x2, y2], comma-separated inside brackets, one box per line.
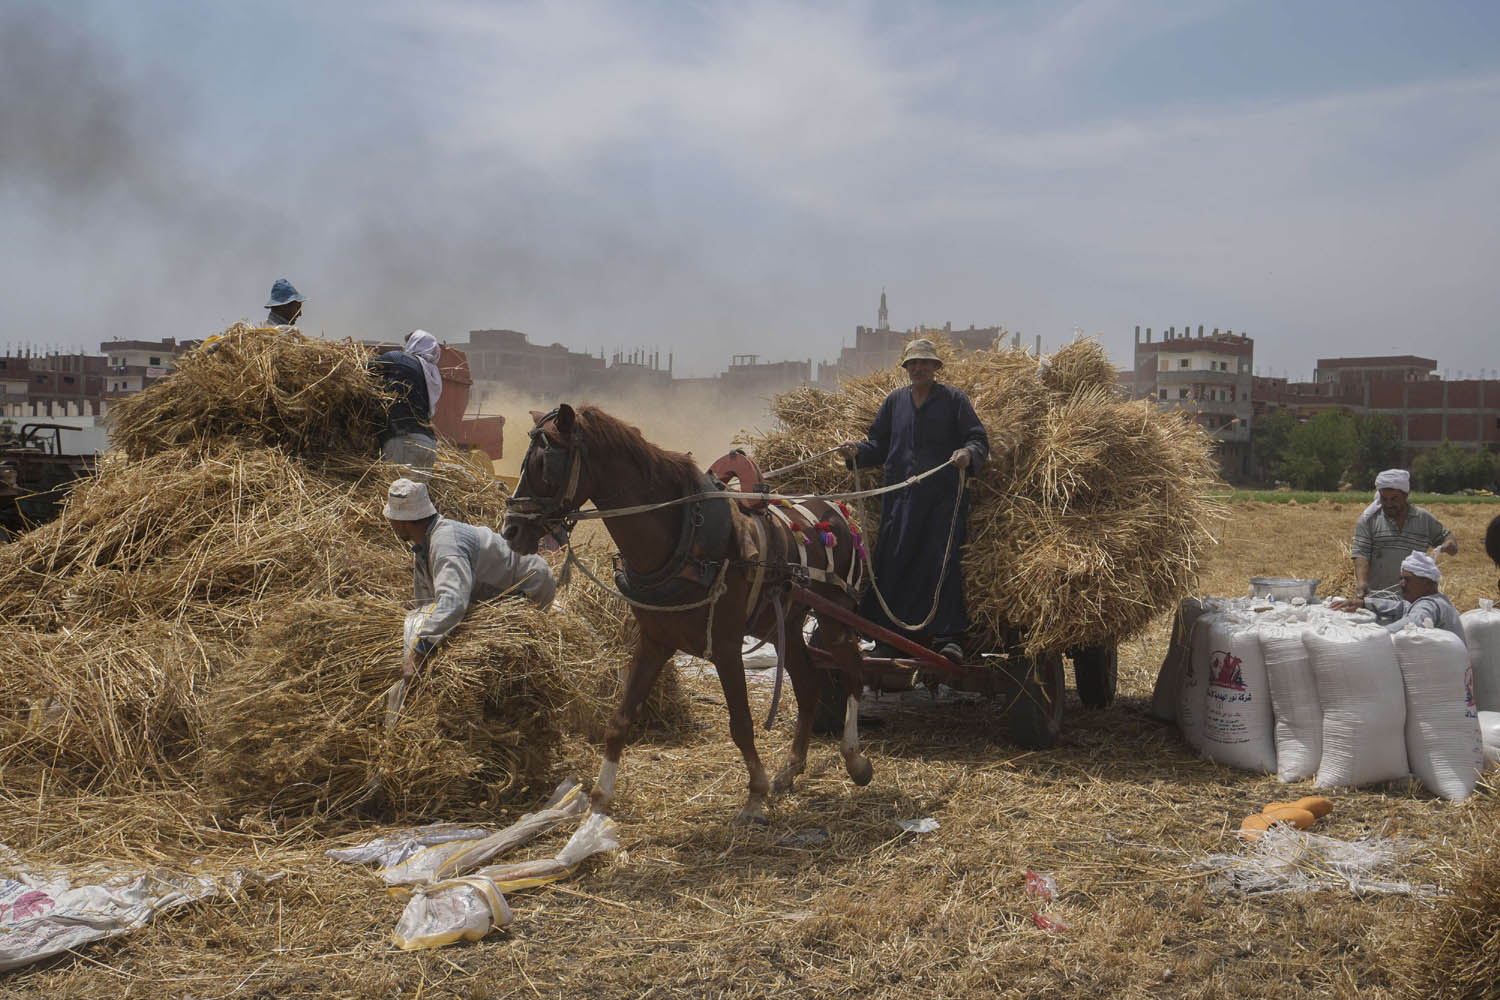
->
[1276, 410, 1357, 490]
[1251, 407, 1296, 483]
[1350, 415, 1400, 489]
[1413, 442, 1499, 493]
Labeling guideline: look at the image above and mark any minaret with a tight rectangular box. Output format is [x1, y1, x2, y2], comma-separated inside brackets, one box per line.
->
[877, 288, 889, 331]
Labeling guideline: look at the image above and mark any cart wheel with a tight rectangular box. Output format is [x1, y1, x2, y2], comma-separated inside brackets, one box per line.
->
[1006, 652, 1064, 749]
[1071, 643, 1118, 709]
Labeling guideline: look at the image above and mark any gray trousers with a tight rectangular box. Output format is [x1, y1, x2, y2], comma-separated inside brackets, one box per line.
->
[382, 432, 437, 480]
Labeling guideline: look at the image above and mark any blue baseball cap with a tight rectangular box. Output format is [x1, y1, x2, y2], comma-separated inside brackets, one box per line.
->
[265, 278, 306, 308]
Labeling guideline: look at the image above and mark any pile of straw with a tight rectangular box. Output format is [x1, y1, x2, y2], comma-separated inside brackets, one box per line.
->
[107, 324, 392, 460]
[0, 326, 688, 821]
[1397, 845, 1500, 998]
[741, 336, 1224, 654]
[199, 596, 614, 817]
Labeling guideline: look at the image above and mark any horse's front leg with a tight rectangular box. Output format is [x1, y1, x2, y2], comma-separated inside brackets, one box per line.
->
[710, 632, 773, 825]
[591, 632, 674, 816]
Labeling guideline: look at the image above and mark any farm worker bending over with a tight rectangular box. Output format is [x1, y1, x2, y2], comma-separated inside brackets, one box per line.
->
[839, 338, 988, 663]
[1486, 514, 1500, 595]
[1331, 550, 1466, 644]
[264, 278, 305, 328]
[1352, 468, 1456, 600]
[369, 330, 443, 476]
[384, 478, 556, 677]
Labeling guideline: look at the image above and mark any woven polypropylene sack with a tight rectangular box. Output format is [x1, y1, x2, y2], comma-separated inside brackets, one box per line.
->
[1177, 612, 1220, 750]
[1258, 623, 1322, 782]
[1480, 711, 1500, 770]
[1392, 624, 1483, 801]
[1151, 599, 1204, 723]
[1460, 598, 1500, 711]
[1201, 620, 1277, 773]
[1303, 623, 1408, 789]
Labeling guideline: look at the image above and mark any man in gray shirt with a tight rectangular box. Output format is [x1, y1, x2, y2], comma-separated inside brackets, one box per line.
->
[1352, 468, 1456, 599]
[384, 478, 556, 677]
[1332, 550, 1466, 644]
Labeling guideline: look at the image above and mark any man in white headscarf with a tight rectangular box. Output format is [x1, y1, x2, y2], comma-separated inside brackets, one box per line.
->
[1332, 550, 1466, 644]
[369, 330, 443, 476]
[1351, 467, 1456, 599]
[384, 478, 555, 677]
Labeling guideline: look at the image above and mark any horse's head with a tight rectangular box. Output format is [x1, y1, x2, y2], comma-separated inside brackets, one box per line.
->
[502, 404, 592, 554]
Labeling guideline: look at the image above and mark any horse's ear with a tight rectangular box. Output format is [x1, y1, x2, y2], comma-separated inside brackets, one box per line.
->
[528, 410, 546, 426]
[556, 404, 576, 436]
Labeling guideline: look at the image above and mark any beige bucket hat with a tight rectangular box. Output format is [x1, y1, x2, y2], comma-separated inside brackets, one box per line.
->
[384, 478, 438, 520]
[900, 338, 943, 368]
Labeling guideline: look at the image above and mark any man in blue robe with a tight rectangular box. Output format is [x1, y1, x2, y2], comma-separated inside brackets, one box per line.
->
[840, 339, 989, 662]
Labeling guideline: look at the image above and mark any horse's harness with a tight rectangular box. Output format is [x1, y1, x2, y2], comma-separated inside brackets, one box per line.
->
[506, 413, 865, 614]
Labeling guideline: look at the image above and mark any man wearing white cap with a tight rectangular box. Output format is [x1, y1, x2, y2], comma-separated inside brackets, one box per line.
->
[385, 478, 556, 677]
[1332, 550, 1466, 644]
[838, 338, 988, 664]
[369, 331, 444, 475]
[1351, 467, 1456, 599]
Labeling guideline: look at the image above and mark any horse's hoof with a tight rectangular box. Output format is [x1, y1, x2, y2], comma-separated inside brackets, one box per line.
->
[845, 754, 874, 787]
[772, 764, 804, 795]
[734, 809, 770, 828]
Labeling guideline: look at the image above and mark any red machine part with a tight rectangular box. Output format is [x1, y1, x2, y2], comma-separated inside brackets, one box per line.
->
[433, 345, 503, 461]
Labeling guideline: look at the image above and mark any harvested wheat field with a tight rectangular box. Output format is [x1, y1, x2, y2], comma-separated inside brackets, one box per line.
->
[3, 497, 1498, 999]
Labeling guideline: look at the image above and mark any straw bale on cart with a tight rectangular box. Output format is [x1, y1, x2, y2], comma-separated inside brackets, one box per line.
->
[740, 335, 1225, 654]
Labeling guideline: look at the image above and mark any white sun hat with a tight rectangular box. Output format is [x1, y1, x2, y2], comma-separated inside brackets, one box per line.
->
[384, 478, 437, 520]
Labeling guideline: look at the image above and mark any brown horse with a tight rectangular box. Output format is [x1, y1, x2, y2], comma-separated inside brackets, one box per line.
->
[501, 404, 871, 824]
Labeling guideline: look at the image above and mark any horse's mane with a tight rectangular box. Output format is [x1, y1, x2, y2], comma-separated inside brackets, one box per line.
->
[574, 405, 704, 493]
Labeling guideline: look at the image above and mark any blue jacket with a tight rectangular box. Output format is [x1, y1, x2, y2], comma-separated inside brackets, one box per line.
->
[370, 350, 435, 442]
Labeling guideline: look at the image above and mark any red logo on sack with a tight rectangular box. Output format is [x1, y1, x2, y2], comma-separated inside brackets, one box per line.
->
[1209, 650, 1245, 691]
[0, 890, 53, 922]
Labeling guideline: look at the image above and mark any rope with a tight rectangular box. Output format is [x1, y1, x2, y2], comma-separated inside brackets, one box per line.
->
[850, 462, 968, 634]
[508, 458, 960, 523]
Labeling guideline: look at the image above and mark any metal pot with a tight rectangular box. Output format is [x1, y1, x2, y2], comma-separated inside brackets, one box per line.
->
[1248, 577, 1321, 602]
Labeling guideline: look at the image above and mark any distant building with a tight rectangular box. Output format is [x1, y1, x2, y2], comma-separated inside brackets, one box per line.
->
[1129, 325, 1253, 478]
[1255, 354, 1499, 464]
[101, 337, 194, 397]
[828, 290, 1007, 380]
[721, 355, 811, 400]
[460, 329, 607, 395]
[2, 351, 110, 419]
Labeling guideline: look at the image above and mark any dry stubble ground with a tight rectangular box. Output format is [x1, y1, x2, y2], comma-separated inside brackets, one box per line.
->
[3, 501, 1498, 999]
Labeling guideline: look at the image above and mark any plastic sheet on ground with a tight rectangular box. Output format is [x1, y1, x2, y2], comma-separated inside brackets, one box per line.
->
[323, 779, 585, 887]
[1193, 824, 1439, 897]
[0, 860, 251, 971]
[392, 812, 620, 950]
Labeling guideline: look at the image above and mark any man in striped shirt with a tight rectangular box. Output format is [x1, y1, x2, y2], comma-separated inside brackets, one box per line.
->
[1353, 468, 1457, 599]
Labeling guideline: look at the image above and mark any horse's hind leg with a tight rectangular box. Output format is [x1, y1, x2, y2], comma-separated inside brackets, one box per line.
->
[772, 614, 817, 794]
[815, 611, 873, 786]
[591, 633, 673, 816]
[710, 635, 773, 825]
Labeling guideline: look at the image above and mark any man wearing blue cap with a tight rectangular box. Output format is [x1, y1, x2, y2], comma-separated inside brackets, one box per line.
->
[265, 278, 305, 328]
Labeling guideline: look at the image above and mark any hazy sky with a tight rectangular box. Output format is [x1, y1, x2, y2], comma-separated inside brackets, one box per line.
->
[3, 0, 1497, 379]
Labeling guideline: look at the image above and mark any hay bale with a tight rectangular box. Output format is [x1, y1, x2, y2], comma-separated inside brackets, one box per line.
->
[1041, 338, 1122, 398]
[199, 595, 615, 820]
[106, 324, 392, 460]
[739, 340, 1224, 654]
[0, 623, 222, 794]
[1397, 844, 1500, 998]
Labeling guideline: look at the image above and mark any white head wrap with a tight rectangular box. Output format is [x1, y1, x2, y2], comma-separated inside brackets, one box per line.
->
[403, 330, 444, 418]
[1363, 468, 1412, 517]
[1400, 549, 1441, 583]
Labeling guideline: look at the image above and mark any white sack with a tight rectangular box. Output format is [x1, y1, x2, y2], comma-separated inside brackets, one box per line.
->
[1479, 711, 1500, 770]
[1151, 598, 1204, 722]
[1201, 620, 1277, 773]
[1393, 624, 1483, 801]
[1258, 623, 1323, 782]
[1177, 612, 1220, 750]
[1461, 598, 1500, 712]
[1303, 623, 1409, 788]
